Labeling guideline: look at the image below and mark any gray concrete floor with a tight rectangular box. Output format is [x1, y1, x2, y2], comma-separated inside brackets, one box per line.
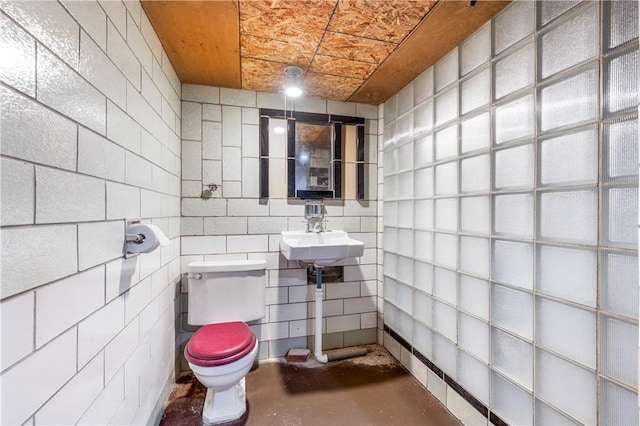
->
[160, 344, 461, 426]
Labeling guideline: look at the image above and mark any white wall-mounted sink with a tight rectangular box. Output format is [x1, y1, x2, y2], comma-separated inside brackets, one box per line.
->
[280, 230, 364, 267]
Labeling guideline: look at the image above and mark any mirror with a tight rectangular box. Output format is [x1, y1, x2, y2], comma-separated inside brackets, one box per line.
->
[259, 109, 365, 199]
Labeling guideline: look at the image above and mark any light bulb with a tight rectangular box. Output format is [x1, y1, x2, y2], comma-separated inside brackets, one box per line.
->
[285, 86, 302, 97]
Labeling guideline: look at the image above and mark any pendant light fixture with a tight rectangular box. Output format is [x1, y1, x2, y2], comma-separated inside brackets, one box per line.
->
[284, 65, 304, 97]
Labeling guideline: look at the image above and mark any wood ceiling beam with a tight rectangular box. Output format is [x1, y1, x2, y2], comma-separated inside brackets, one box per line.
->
[141, 1, 241, 88]
[348, 0, 511, 105]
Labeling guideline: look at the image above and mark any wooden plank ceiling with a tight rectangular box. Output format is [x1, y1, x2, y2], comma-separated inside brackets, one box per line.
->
[141, 0, 510, 105]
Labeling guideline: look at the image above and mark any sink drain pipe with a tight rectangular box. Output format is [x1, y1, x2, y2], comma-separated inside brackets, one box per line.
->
[313, 266, 369, 363]
[314, 266, 329, 363]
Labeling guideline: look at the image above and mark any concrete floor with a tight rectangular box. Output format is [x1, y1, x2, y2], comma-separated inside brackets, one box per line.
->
[160, 344, 461, 426]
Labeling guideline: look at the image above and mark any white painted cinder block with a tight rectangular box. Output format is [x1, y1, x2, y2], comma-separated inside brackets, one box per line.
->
[0, 329, 77, 426]
[1, 86, 77, 171]
[0, 157, 34, 226]
[182, 101, 202, 140]
[181, 140, 202, 180]
[35, 352, 104, 426]
[79, 31, 127, 109]
[181, 235, 226, 255]
[222, 105, 242, 146]
[182, 84, 219, 104]
[77, 368, 125, 426]
[203, 217, 247, 235]
[78, 221, 124, 270]
[35, 266, 104, 348]
[60, 0, 107, 50]
[106, 181, 141, 220]
[269, 302, 307, 322]
[326, 314, 360, 333]
[78, 295, 125, 368]
[1, 224, 78, 298]
[220, 87, 256, 107]
[126, 13, 152, 74]
[107, 101, 141, 154]
[0, 12, 36, 96]
[36, 167, 105, 223]
[78, 127, 126, 182]
[105, 319, 139, 383]
[141, 70, 161, 114]
[37, 49, 106, 134]
[125, 151, 153, 189]
[0, 291, 34, 371]
[227, 234, 268, 253]
[105, 256, 140, 302]
[107, 21, 140, 89]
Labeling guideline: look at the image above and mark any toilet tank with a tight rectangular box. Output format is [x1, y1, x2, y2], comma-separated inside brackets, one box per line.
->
[186, 259, 267, 326]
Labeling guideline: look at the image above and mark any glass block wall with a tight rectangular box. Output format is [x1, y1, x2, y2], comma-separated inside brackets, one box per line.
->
[381, 1, 639, 424]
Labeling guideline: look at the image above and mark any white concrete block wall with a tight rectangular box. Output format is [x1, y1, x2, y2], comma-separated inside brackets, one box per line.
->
[179, 85, 379, 363]
[0, 1, 181, 424]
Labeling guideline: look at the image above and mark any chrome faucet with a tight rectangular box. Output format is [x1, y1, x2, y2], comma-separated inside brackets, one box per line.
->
[304, 199, 325, 232]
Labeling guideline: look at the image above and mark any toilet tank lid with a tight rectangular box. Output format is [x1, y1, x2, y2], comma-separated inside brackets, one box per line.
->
[187, 259, 267, 273]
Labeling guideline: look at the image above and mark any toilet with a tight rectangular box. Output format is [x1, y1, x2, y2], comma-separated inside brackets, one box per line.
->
[184, 259, 267, 425]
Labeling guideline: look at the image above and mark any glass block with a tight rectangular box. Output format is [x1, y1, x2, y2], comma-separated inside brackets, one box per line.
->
[494, 0, 535, 55]
[396, 171, 413, 200]
[539, 0, 582, 27]
[600, 314, 638, 387]
[494, 40, 534, 100]
[385, 174, 397, 201]
[604, 49, 639, 116]
[495, 94, 535, 144]
[491, 283, 533, 339]
[433, 299, 457, 342]
[414, 67, 434, 105]
[383, 149, 397, 177]
[397, 255, 413, 284]
[491, 327, 533, 390]
[434, 198, 457, 232]
[492, 240, 533, 290]
[397, 142, 413, 173]
[434, 233, 457, 269]
[384, 227, 397, 253]
[459, 274, 489, 321]
[494, 144, 534, 189]
[396, 112, 413, 143]
[460, 196, 490, 235]
[540, 66, 598, 132]
[459, 312, 489, 363]
[601, 250, 639, 318]
[540, 3, 598, 79]
[413, 100, 433, 136]
[460, 111, 490, 154]
[460, 67, 490, 115]
[414, 167, 433, 199]
[536, 399, 579, 426]
[603, 116, 639, 182]
[413, 290, 432, 327]
[413, 260, 433, 294]
[458, 349, 489, 404]
[413, 320, 433, 359]
[414, 134, 434, 169]
[604, 0, 639, 51]
[396, 281, 413, 314]
[536, 244, 597, 307]
[384, 201, 397, 227]
[538, 189, 598, 245]
[384, 95, 397, 122]
[398, 309, 413, 341]
[461, 22, 491, 76]
[397, 229, 413, 257]
[435, 86, 458, 127]
[384, 276, 397, 304]
[599, 378, 639, 426]
[397, 83, 414, 116]
[434, 161, 458, 196]
[397, 200, 413, 228]
[461, 154, 490, 193]
[434, 124, 458, 161]
[383, 121, 396, 149]
[535, 348, 596, 426]
[384, 301, 398, 330]
[459, 236, 490, 278]
[601, 185, 638, 249]
[490, 371, 533, 426]
[539, 126, 598, 186]
[433, 266, 456, 306]
[493, 193, 534, 239]
[434, 48, 458, 93]
[536, 296, 596, 368]
[433, 331, 457, 378]
[414, 199, 433, 230]
[413, 230, 433, 263]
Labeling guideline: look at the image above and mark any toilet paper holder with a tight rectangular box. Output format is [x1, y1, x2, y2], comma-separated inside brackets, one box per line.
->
[125, 233, 146, 243]
[124, 218, 171, 258]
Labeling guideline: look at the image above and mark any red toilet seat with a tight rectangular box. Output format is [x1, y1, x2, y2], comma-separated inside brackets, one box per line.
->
[185, 322, 257, 367]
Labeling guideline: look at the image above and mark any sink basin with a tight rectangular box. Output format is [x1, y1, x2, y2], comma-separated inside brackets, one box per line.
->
[280, 230, 364, 267]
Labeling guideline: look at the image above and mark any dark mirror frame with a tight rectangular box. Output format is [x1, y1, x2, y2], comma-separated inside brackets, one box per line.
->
[259, 108, 366, 200]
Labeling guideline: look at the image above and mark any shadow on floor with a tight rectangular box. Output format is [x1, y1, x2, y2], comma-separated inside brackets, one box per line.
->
[160, 344, 461, 426]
